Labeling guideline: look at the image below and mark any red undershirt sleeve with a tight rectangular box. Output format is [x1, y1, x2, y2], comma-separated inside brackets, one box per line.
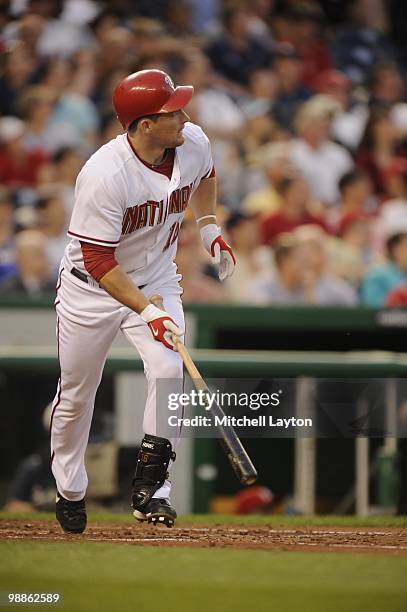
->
[80, 241, 119, 282]
[202, 165, 216, 179]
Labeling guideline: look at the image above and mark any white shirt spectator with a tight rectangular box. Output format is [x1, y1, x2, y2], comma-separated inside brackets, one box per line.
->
[37, 19, 93, 58]
[194, 89, 245, 133]
[332, 104, 368, 151]
[290, 139, 353, 205]
[251, 273, 357, 305]
[24, 122, 81, 154]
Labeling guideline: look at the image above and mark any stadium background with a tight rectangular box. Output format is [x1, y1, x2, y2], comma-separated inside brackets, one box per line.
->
[0, 0, 407, 518]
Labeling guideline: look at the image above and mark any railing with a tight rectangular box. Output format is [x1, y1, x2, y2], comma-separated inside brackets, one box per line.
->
[0, 345, 404, 514]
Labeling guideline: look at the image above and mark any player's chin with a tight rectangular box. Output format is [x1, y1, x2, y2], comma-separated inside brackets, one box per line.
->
[174, 132, 185, 146]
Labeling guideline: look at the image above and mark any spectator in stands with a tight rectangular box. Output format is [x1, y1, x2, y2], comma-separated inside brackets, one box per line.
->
[0, 116, 48, 187]
[313, 69, 368, 151]
[338, 212, 375, 260]
[333, 170, 375, 230]
[373, 165, 407, 255]
[131, 18, 186, 78]
[205, 1, 272, 87]
[0, 188, 17, 282]
[21, 0, 93, 59]
[246, 67, 279, 107]
[369, 62, 404, 107]
[323, 170, 378, 284]
[188, 0, 220, 33]
[274, 1, 332, 89]
[385, 283, 407, 307]
[240, 101, 278, 157]
[2, 13, 44, 59]
[223, 212, 273, 303]
[36, 194, 68, 279]
[361, 231, 407, 306]
[165, 0, 193, 37]
[46, 53, 100, 153]
[88, 9, 120, 49]
[0, 229, 54, 297]
[251, 232, 333, 305]
[237, 104, 280, 205]
[95, 25, 136, 106]
[43, 146, 84, 215]
[331, 0, 395, 85]
[18, 85, 80, 154]
[338, 169, 374, 214]
[314, 69, 349, 108]
[271, 42, 312, 132]
[355, 104, 405, 200]
[380, 157, 407, 202]
[93, 66, 128, 119]
[0, 41, 38, 116]
[251, 234, 306, 304]
[329, 215, 373, 288]
[294, 225, 358, 305]
[260, 173, 326, 245]
[242, 141, 294, 217]
[290, 95, 353, 206]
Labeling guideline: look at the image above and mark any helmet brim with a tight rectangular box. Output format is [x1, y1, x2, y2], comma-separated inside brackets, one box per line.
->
[160, 85, 194, 113]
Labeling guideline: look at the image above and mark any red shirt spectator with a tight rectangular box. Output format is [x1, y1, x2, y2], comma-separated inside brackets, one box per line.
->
[355, 105, 405, 200]
[260, 174, 327, 244]
[0, 148, 48, 187]
[0, 116, 48, 187]
[385, 283, 407, 307]
[261, 209, 326, 244]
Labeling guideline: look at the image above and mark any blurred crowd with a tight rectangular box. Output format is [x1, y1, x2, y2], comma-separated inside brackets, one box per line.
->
[1, 0, 407, 307]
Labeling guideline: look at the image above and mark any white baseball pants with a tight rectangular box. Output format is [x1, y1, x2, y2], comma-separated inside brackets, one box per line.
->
[50, 268, 184, 502]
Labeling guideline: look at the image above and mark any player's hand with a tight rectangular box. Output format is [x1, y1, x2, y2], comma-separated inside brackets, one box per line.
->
[200, 224, 236, 281]
[140, 304, 182, 350]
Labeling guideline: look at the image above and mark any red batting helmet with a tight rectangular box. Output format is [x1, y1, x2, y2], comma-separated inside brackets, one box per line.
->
[235, 486, 274, 514]
[113, 69, 194, 131]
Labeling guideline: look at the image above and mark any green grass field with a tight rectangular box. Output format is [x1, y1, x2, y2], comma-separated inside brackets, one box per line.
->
[1, 511, 406, 527]
[1, 512, 406, 612]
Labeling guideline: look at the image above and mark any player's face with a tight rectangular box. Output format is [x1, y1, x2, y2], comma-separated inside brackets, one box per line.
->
[152, 109, 190, 148]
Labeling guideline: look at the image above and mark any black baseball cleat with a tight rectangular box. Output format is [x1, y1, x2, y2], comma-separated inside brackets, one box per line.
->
[133, 498, 177, 528]
[56, 492, 87, 534]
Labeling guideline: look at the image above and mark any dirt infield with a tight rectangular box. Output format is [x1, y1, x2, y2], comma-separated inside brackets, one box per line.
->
[1, 520, 407, 555]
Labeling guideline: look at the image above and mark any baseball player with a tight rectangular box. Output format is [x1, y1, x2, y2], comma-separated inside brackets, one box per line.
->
[51, 69, 236, 533]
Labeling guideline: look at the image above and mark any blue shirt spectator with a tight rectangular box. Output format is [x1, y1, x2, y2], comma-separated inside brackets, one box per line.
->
[331, 1, 395, 86]
[361, 262, 405, 306]
[361, 233, 407, 306]
[205, 4, 272, 85]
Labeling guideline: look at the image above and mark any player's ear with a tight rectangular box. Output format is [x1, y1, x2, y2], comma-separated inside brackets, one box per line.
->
[137, 118, 147, 133]
[142, 117, 157, 133]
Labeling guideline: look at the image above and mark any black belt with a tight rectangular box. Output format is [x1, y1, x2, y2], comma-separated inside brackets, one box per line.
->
[70, 267, 90, 284]
[70, 267, 146, 289]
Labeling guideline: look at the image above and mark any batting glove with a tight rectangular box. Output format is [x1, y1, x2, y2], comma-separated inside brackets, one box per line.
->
[140, 304, 182, 351]
[200, 224, 236, 281]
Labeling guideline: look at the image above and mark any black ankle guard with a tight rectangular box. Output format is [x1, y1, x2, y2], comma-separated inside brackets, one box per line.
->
[131, 435, 176, 512]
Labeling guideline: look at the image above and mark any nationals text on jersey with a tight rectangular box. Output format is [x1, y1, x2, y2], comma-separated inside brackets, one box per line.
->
[122, 182, 194, 235]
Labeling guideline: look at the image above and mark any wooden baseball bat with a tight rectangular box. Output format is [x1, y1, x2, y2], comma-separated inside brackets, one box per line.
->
[150, 294, 258, 486]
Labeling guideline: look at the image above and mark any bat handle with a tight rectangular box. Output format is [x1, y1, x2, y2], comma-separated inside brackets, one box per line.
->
[149, 293, 165, 309]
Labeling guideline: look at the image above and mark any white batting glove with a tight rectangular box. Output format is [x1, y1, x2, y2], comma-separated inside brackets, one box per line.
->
[140, 304, 182, 351]
[200, 223, 236, 281]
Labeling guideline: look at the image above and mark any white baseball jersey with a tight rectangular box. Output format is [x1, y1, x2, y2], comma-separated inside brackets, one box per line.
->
[63, 122, 213, 287]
